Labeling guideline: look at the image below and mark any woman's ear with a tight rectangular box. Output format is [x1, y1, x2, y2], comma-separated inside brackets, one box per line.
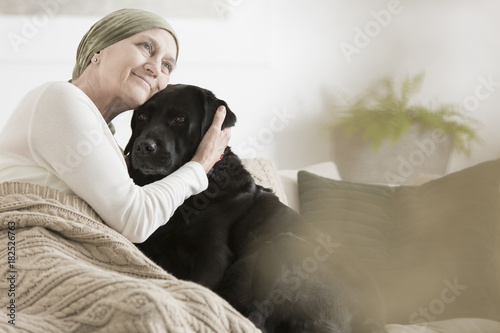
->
[92, 51, 101, 63]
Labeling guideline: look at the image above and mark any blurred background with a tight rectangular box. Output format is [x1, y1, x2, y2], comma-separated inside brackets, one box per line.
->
[1, 0, 499, 172]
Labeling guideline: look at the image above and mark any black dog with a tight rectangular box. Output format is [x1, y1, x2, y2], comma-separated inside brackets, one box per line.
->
[125, 84, 387, 333]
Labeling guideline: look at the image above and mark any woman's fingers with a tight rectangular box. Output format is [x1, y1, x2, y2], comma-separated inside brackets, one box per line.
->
[191, 105, 232, 173]
[212, 106, 227, 129]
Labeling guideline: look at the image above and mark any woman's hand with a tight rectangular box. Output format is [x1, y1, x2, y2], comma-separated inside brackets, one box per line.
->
[191, 106, 232, 173]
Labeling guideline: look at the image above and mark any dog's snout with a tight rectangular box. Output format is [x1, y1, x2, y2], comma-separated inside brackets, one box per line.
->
[135, 138, 157, 155]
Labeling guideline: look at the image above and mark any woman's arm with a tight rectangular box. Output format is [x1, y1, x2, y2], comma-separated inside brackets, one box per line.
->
[28, 82, 224, 243]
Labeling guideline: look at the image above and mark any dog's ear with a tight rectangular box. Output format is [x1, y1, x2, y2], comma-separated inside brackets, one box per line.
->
[200, 88, 237, 133]
[124, 110, 138, 156]
[212, 99, 237, 130]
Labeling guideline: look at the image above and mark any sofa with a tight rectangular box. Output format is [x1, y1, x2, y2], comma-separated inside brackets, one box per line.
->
[242, 157, 500, 333]
[1, 158, 499, 332]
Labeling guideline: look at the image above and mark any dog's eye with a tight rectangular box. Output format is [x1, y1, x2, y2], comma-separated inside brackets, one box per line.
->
[175, 116, 185, 124]
[137, 114, 148, 121]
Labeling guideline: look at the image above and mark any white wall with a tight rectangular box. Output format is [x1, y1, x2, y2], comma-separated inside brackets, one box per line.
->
[1, 0, 499, 172]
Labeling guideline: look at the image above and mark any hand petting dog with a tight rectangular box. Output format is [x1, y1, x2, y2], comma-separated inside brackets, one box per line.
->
[191, 106, 232, 173]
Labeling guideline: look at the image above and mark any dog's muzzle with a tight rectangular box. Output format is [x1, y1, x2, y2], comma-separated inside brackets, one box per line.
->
[134, 138, 158, 157]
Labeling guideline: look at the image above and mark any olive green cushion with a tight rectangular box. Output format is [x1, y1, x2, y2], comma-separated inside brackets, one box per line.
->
[298, 159, 500, 324]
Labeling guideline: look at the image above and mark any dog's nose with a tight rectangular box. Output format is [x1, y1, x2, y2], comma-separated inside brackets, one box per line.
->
[135, 139, 157, 155]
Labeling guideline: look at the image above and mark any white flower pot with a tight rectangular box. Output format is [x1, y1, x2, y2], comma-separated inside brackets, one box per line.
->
[332, 125, 453, 185]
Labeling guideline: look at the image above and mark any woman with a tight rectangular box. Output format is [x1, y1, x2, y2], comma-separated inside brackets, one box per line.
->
[0, 8, 231, 243]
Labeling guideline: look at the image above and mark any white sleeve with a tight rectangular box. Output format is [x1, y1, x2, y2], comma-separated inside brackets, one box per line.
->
[28, 83, 208, 243]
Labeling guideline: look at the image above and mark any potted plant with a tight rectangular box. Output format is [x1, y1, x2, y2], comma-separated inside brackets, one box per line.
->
[329, 72, 481, 184]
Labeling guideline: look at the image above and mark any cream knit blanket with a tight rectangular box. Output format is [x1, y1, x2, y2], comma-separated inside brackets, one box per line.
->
[0, 182, 259, 333]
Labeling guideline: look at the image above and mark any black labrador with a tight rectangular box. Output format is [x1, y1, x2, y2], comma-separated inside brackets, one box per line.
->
[125, 84, 387, 333]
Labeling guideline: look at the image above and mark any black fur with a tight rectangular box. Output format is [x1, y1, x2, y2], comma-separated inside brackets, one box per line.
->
[125, 84, 387, 333]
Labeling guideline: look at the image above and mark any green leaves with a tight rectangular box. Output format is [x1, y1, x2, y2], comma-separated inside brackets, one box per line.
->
[331, 72, 481, 154]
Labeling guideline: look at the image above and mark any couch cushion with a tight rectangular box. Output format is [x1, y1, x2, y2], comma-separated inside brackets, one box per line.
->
[386, 318, 500, 333]
[278, 161, 341, 212]
[241, 158, 288, 204]
[298, 159, 500, 324]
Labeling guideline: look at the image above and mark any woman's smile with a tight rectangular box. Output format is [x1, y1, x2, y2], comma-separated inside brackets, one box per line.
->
[133, 72, 151, 90]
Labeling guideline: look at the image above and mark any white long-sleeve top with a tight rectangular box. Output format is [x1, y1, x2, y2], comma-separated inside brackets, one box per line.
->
[0, 81, 208, 243]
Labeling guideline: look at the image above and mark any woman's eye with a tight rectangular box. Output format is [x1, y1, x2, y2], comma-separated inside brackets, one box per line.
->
[137, 114, 147, 121]
[175, 116, 185, 124]
[162, 61, 175, 74]
[142, 42, 152, 53]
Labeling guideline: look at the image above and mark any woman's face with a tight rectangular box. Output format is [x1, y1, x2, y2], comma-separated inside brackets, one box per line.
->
[97, 28, 177, 109]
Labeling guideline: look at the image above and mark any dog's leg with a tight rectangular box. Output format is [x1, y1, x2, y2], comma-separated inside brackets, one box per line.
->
[216, 254, 258, 313]
[187, 242, 233, 290]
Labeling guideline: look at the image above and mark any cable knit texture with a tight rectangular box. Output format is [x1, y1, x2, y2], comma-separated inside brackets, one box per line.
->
[241, 158, 287, 204]
[0, 182, 258, 333]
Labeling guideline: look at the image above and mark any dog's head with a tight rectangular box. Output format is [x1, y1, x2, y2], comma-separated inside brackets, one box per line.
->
[124, 84, 237, 185]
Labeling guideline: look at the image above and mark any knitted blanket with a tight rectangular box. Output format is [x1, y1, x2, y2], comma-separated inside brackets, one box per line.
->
[0, 182, 259, 333]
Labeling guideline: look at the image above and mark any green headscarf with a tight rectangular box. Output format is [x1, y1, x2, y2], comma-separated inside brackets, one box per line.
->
[71, 8, 179, 82]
